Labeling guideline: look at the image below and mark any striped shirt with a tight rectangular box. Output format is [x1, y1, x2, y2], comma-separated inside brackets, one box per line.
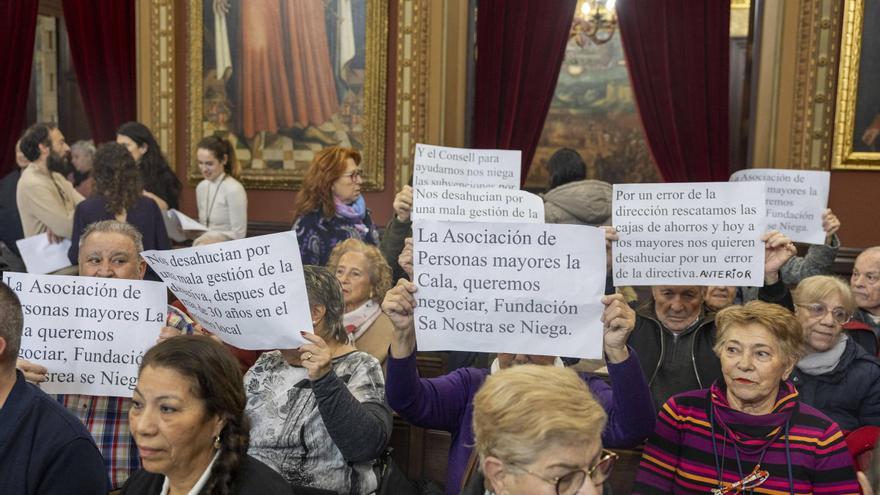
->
[633, 381, 859, 495]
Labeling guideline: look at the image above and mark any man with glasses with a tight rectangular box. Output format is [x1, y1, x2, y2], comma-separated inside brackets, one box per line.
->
[851, 246, 880, 339]
[381, 279, 656, 495]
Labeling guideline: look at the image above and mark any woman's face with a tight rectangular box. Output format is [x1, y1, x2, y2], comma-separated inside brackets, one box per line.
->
[71, 148, 93, 173]
[130, 365, 224, 483]
[331, 157, 363, 205]
[704, 286, 737, 311]
[720, 323, 794, 414]
[116, 134, 148, 162]
[488, 441, 603, 495]
[197, 148, 226, 181]
[797, 292, 846, 353]
[335, 251, 372, 311]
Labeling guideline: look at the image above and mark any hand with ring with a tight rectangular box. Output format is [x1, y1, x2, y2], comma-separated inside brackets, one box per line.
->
[298, 332, 333, 380]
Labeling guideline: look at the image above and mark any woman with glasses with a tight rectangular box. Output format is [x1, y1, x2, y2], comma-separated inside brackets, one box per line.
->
[790, 275, 880, 431]
[465, 364, 616, 495]
[292, 147, 379, 266]
[633, 301, 859, 494]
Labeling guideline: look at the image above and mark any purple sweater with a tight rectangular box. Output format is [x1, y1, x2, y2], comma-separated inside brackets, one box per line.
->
[385, 349, 656, 494]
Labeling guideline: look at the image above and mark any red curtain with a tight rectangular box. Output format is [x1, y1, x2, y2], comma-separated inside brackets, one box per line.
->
[0, 1, 38, 178]
[62, 0, 136, 144]
[472, 0, 577, 186]
[616, 0, 730, 182]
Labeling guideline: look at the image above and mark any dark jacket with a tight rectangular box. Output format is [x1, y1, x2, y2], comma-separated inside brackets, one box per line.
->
[293, 208, 379, 266]
[790, 338, 880, 432]
[379, 215, 411, 282]
[121, 455, 297, 494]
[627, 281, 792, 408]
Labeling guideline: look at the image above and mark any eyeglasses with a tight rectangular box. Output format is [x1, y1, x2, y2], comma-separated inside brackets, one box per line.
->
[509, 449, 618, 495]
[796, 303, 851, 324]
[340, 169, 363, 181]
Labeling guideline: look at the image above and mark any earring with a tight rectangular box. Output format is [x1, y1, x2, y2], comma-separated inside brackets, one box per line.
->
[213, 434, 221, 449]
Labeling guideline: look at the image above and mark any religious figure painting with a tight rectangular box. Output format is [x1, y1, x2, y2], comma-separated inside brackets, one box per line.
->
[832, 0, 880, 169]
[189, 0, 387, 189]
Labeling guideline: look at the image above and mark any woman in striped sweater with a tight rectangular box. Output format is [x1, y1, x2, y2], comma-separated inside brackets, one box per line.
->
[633, 301, 860, 495]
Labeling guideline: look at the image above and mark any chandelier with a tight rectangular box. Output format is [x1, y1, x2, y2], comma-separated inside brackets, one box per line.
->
[570, 0, 617, 46]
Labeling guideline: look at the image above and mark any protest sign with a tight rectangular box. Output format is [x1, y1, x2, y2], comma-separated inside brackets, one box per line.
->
[413, 144, 521, 189]
[730, 169, 830, 244]
[412, 186, 544, 223]
[16, 233, 73, 274]
[612, 182, 766, 286]
[142, 232, 311, 350]
[3, 272, 166, 396]
[413, 220, 606, 359]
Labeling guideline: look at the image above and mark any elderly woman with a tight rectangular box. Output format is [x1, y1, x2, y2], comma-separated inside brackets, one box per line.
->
[123, 336, 293, 494]
[292, 147, 379, 266]
[463, 365, 614, 495]
[195, 136, 247, 241]
[69, 139, 95, 197]
[633, 301, 859, 494]
[382, 280, 655, 494]
[67, 143, 170, 276]
[67, 143, 169, 257]
[790, 275, 880, 431]
[117, 121, 181, 212]
[245, 265, 390, 493]
[326, 238, 394, 363]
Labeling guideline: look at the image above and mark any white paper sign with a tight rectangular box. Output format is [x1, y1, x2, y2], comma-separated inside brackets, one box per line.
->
[730, 169, 830, 245]
[411, 186, 544, 223]
[3, 272, 166, 396]
[413, 144, 521, 190]
[413, 221, 606, 359]
[141, 232, 311, 350]
[16, 233, 73, 274]
[612, 182, 767, 286]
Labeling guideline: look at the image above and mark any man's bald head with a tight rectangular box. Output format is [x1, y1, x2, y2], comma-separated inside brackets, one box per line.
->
[77, 220, 146, 280]
[852, 247, 880, 315]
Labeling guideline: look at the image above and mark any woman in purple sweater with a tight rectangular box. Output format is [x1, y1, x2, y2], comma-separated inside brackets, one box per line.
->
[381, 280, 656, 494]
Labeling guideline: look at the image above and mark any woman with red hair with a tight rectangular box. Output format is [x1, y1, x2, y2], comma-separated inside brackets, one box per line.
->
[292, 146, 378, 265]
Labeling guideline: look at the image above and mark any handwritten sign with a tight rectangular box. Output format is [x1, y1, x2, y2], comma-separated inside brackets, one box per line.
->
[412, 186, 544, 223]
[413, 221, 606, 359]
[142, 232, 311, 350]
[612, 182, 766, 286]
[413, 144, 521, 189]
[730, 169, 830, 244]
[3, 272, 166, 396]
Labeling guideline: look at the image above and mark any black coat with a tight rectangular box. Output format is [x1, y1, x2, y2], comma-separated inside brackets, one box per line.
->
[121, 455, 298, 495]
[791, 338, 880, 431]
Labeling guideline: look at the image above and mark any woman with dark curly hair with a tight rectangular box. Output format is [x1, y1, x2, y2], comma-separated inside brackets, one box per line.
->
[292, 147, 379, 266]
[117, 121, 181, 211]
[67, 143, 170, 273]
[122, 336, 294, 495]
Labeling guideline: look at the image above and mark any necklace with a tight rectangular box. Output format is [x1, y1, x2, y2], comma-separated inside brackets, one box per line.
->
[203, 174, 226, 228]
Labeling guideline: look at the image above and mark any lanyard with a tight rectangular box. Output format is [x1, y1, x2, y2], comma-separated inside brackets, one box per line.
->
[204, 174, 226, 228]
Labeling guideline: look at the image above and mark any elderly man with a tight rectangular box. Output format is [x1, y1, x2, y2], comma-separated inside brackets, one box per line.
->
[851, 247, 880, 337]
[17, 220, 177, 489]
[622, 231, 797, 410]
[0, 281, 107, 494]
[16, 123, 83, 241]
[381, 280, 655, 494]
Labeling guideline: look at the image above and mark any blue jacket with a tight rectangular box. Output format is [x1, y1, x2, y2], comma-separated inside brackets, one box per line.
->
[791, 337, 880, 431]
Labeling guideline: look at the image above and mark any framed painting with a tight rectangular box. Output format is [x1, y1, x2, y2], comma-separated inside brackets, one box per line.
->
[832, 0, 880, 170]
[187, 0, 387, 189]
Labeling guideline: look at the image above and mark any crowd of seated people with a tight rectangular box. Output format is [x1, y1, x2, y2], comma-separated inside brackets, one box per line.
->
[6, 139, 880, 495]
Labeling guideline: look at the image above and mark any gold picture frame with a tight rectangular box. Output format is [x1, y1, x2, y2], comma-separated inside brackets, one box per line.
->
[186, 0, 388, 190]
[832, 0, 880, 170]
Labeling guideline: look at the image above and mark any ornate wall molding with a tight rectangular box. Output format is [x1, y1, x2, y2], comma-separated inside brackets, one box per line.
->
[394, 0, 431, 191]
[136, 0, 175, 169]
[788, 0, 842, 169]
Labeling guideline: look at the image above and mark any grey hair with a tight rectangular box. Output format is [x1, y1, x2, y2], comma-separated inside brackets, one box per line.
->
[78, 220, 145, 254]
[303, 265, 346, 343]
[0, 282, 23, 368]
[71, 139, 96, 157]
